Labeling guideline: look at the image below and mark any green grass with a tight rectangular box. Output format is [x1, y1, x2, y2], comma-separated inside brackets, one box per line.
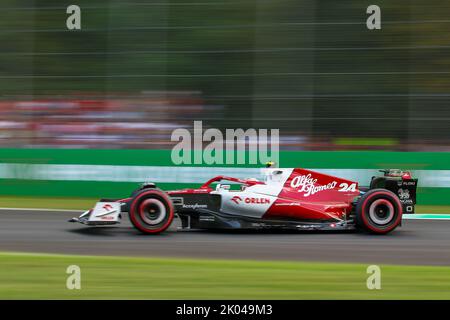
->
[415, 205, 450, 214]
[0, 196, 97, 210]
[1, 196, 450, 214]
[1, 252, 450, 299]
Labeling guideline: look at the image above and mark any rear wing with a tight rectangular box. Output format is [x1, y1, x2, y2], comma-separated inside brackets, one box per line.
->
[369, 169, 418, 214]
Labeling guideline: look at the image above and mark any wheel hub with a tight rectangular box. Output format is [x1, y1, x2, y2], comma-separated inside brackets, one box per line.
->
[369, 199, 394, 225]
[139, 199, 166, 225]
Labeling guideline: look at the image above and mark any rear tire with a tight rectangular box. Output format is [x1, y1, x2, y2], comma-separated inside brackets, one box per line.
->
[128, 189, 174, 234]
[356, 189, 403, 234]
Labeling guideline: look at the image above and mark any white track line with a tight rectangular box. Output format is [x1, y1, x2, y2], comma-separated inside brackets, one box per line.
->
[402, 214, 450, 220]
[0, 207, 84, 212]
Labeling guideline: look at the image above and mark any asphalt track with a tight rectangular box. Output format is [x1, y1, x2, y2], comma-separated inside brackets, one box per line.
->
[1, 209, 450, 266]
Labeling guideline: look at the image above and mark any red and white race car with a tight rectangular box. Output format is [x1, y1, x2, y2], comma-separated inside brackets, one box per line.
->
[70, 167, 417, 235]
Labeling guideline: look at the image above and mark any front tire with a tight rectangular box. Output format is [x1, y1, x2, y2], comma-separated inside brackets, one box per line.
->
[128, 189, 174, 234]
[356, 189, 403, 234]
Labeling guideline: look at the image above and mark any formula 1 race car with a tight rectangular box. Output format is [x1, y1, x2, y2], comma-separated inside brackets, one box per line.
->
[69, 167, 418, 235]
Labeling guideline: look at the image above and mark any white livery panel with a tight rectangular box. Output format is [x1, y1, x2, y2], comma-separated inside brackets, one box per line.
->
[88, 202, 121, 222]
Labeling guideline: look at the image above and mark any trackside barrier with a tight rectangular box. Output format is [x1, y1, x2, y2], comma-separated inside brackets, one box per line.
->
[0, 149, 449, 205]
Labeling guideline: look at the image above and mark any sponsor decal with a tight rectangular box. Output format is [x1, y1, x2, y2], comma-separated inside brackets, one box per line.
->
[398, 188, 410, 200]
[245, 197, 270, 204]
[182, 203, 208, 209]
[199, 215, 215, 222]
[94, 203, 118, 217]
[101, 216, 115, 221]
[290, 174, 337, 197]
[231, 196, 242, 204]
[231, 196, 270, 205]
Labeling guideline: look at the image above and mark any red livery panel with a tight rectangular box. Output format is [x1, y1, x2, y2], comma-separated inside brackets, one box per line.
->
[264, 168, 359, 220]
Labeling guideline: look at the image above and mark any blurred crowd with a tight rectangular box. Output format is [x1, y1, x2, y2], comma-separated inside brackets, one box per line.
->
[0, 93, 215, 149]
[0, 93, 448, 151]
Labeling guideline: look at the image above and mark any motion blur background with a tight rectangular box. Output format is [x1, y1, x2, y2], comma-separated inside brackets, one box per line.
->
[2, 1, 450, 303]
[2, 1, 450, 302]
[0, 0, 449, 151]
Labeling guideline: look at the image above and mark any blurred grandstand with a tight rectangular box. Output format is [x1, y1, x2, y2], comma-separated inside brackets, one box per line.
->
[0, 92, 217, 149]
[0, 0, 449, 151]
